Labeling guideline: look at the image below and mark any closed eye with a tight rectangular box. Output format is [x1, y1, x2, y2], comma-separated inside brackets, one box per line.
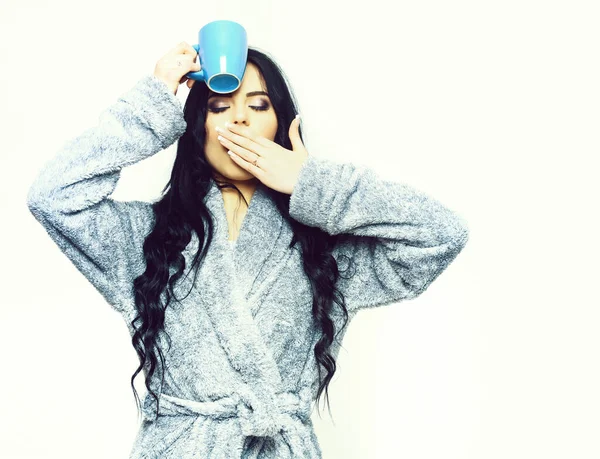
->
[208, 105, 270, 113]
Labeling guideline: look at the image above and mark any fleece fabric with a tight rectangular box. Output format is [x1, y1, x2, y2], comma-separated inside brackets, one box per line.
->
[26, 74, 469, 458]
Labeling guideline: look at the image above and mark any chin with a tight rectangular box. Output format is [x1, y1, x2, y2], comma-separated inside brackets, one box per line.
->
[218, 161, 256, 181]
[207, 150, 254, 182]
[224, 168, 254, 181]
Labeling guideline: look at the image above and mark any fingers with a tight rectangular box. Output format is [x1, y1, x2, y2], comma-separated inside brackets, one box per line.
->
[290, 114, 301, 129]
[172, 41, 199, 67]
[173, 41, 200, 87]
[224, 123, 273, 148]
[177, 41, 198, 57]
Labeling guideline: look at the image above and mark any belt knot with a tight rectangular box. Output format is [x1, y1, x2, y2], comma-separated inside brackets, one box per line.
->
[141, 389, 311, 439]
[233, 389, 310, 438]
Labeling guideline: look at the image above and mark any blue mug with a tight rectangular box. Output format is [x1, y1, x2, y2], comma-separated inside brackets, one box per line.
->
[185, 20, 248, 94]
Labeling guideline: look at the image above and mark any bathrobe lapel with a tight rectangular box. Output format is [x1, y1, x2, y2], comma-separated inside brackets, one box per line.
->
[182, 180, 307, 430]
[138, 181, 317, 457]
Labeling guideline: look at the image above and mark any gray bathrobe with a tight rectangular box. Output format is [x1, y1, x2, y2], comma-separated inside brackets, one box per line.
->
[26, 74, 469, 458]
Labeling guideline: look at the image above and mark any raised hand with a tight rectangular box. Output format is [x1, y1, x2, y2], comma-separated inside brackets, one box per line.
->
[153, 41, 201, 95]
[215, 116, 308, 195]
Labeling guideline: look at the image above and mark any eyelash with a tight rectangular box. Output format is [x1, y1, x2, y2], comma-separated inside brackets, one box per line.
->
[208, 105, 270, 113]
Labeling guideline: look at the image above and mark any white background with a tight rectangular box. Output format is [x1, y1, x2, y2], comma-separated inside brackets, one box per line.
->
[1, 0, 599, 457]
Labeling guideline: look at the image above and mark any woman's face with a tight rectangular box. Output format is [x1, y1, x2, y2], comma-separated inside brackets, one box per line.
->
[204, 63, 278, 183]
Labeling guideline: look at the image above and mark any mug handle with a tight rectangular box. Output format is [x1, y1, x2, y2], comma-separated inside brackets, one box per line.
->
[186, 44, 205, 81]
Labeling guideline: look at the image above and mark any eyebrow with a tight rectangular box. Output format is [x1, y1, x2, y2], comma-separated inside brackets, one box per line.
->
[208, 91, 269, 100]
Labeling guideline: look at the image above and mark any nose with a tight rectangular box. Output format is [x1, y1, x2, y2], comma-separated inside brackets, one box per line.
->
[230, 106, 251, 127]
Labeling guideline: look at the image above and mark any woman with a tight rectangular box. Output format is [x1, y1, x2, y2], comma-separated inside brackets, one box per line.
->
[26, 41, 469, 458]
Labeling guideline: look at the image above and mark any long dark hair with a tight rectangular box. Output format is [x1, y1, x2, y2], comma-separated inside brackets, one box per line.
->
[129, 46, 352, 421]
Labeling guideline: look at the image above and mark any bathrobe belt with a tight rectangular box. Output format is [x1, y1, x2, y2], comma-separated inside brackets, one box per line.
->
[140, 387, 316, 457]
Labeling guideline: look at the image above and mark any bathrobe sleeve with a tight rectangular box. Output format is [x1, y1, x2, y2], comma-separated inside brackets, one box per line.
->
[26, 75, 187, 314]
[288, 154, 469, 313]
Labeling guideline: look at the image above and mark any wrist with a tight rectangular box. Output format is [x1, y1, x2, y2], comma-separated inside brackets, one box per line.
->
[153, 75, 177, 95]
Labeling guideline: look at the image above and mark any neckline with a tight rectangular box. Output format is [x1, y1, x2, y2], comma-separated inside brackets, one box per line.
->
[202, 179, 284, 297]
[211, 180, 260, 247]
